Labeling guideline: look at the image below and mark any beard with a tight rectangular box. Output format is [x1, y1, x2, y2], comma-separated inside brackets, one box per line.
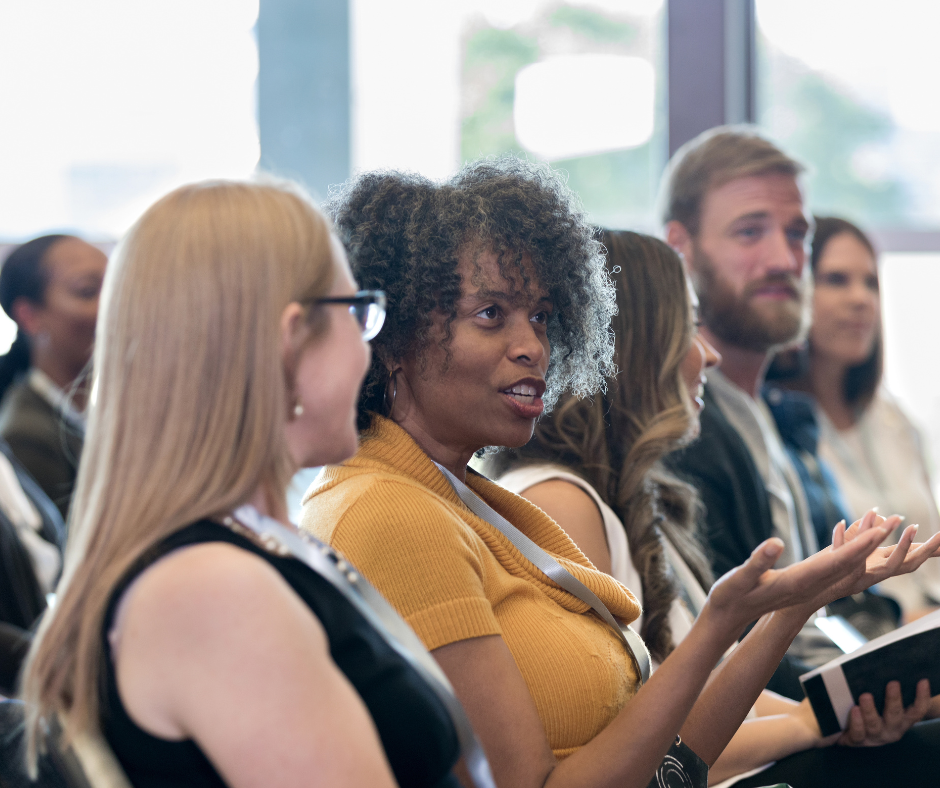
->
[691, 241, 809, 353]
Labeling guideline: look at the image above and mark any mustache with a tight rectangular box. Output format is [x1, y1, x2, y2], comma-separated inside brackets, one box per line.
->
[744, 272, 803, 298]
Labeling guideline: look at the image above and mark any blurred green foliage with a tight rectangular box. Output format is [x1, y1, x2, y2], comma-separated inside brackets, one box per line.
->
[760, 46, 910, 227]
[460, 4, 660, 230]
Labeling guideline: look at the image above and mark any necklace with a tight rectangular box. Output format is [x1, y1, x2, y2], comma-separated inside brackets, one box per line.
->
[219, 503, 497, 788]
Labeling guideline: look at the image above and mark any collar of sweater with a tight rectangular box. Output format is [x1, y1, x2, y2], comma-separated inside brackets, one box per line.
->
[314, 415, 641, 624]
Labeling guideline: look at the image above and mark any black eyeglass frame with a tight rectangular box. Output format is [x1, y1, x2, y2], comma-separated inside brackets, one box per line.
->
[313, 289, 387, 341]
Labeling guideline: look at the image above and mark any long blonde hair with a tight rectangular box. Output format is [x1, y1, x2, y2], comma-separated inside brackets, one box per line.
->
[22, 179, 336, 760]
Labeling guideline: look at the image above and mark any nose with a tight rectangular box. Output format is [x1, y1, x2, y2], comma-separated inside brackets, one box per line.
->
[848, 279, 878, 309]
[508, 314, 547, 366]
[766, 227, 804, 276]
[700, 335, 721, 370]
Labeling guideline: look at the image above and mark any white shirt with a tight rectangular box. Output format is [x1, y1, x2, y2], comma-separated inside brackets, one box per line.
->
[497, 464, 699, 666]
[818, 389, 940, 610]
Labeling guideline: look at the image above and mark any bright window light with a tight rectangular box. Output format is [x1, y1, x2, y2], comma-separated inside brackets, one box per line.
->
[513, 55, 654, 161]
[0, 0, 260, 241]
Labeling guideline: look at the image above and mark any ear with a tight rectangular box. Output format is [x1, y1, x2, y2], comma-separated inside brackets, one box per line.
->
[11, 298, 44, 338]
[279, 302, 307, 376]
[665, 221, 695, 275]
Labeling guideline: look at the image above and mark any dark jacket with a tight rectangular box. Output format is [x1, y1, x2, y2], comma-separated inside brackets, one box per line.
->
[665, 383, 812, 698]
[0, 440, 65, 694]
[0, 380, 83, 521]
[665, 383, 775, 579]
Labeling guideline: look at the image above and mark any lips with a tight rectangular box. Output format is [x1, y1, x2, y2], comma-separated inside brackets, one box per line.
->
[500, 377, 546, 419]
[748, 275, 801, 301]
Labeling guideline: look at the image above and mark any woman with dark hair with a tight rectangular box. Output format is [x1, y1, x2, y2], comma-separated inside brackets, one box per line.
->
[489, 231, 716, 666]
[0, 234, 107, 519]
[492, 230, 940, 786]
[302, 160, 936, 788]
[772, 217, 940, 615]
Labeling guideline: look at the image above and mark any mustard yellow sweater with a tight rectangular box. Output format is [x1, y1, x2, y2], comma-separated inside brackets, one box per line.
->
[301, 417, 642, 759]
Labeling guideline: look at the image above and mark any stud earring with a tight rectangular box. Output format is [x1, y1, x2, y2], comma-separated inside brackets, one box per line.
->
[293, 401, 304, 418]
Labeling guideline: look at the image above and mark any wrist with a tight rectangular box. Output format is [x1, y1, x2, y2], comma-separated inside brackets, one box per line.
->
[697, 597, 750, 646]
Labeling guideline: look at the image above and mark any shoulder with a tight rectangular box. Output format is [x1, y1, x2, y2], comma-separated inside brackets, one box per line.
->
[518, 477, 603, 526]
[303, 469, 492, 595]
[0, 382, 54, 438]
[115, 541, 316, 644]
[667, 397, 748, 483]
[305, 469, 479, 553]
[111, 541, 331, 701]
[867, 389, 915, 428]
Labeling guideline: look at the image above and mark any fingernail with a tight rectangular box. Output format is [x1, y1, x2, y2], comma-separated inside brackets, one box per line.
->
[764, 541, 781, 557]
[872, 507, 879, 513]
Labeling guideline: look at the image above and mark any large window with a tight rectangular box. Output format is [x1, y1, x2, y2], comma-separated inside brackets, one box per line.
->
[0, 0, 260, 242]
[0, 0, 260, 351]
[757, 1, 940, 482]
[757, 0, 940, 231]
[352, 0, 666, 231]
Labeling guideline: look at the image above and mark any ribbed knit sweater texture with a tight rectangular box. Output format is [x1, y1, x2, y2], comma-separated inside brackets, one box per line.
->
[301, 416, 643, 759]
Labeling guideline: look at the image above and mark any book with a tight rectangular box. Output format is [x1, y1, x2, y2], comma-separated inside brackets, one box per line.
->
[800, 608, 940, 736]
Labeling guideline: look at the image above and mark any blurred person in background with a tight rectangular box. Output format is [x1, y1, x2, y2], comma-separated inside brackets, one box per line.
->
[0, 442, 64, 698]
[0, 235, 107, 521]
[770, 216, 940, 618]
[491, 230, 940, 787]
[303, 160, 939, 788]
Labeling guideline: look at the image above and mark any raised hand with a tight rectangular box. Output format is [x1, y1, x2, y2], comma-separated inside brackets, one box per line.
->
[831, 510, 940, 596]
[706, 520, 892, 632]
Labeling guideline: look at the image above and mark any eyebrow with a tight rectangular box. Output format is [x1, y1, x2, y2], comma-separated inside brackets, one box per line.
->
[729, 211, 810, 232]
[730, 211, 771, 224]
[466, 287, 552, 306]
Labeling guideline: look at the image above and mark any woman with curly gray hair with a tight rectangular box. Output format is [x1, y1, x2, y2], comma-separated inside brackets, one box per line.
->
[302, 158, 926, 788]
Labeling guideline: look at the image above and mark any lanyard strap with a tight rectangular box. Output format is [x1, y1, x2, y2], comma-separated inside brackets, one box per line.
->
[433, 465, 651, 685]
[227, 506, 496, 788]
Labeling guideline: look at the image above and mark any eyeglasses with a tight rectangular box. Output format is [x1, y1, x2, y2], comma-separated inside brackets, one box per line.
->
[316, 289, 387, 341]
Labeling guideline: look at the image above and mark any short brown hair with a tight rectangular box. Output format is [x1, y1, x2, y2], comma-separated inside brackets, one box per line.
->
[661, 125, 805, 235]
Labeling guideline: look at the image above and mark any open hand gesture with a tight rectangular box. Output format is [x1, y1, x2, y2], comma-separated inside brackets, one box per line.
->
[830, 510, 940, 596]
[706, 519, 892, 633]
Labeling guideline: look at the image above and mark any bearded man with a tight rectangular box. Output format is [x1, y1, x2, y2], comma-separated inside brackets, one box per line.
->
[661, 127, 848, 696]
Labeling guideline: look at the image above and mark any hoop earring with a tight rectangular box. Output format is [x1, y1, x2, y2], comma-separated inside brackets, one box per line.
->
[383, 369, 399, 418]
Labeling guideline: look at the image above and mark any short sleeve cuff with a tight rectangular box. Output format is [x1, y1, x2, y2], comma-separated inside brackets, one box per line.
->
[406, 596, 502, 651]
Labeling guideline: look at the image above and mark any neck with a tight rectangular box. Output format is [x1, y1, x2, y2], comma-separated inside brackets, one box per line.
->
[810, 353, 855, 429]
[32, 353, 88, 408]
[388, 374, 475, 482]
[393, 414, 474, 482]
[247, 484, 292, 528]
[700, 327, 769, 399]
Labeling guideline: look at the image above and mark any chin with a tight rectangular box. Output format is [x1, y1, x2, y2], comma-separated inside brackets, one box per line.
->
[493, 421, 539, 451]
[302, 432, 361, 469]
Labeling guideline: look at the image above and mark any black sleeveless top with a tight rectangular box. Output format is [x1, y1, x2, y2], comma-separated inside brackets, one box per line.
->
[101, 520, 462, 788]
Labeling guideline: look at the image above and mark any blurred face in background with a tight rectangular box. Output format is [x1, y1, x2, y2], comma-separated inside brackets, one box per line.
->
[27, 238, 107, 380]
[810, 231, 880, 369]
[681, 172, 811, 353]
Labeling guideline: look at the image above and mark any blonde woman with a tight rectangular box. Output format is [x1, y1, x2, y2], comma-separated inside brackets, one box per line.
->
[21, 181, 469, 787]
